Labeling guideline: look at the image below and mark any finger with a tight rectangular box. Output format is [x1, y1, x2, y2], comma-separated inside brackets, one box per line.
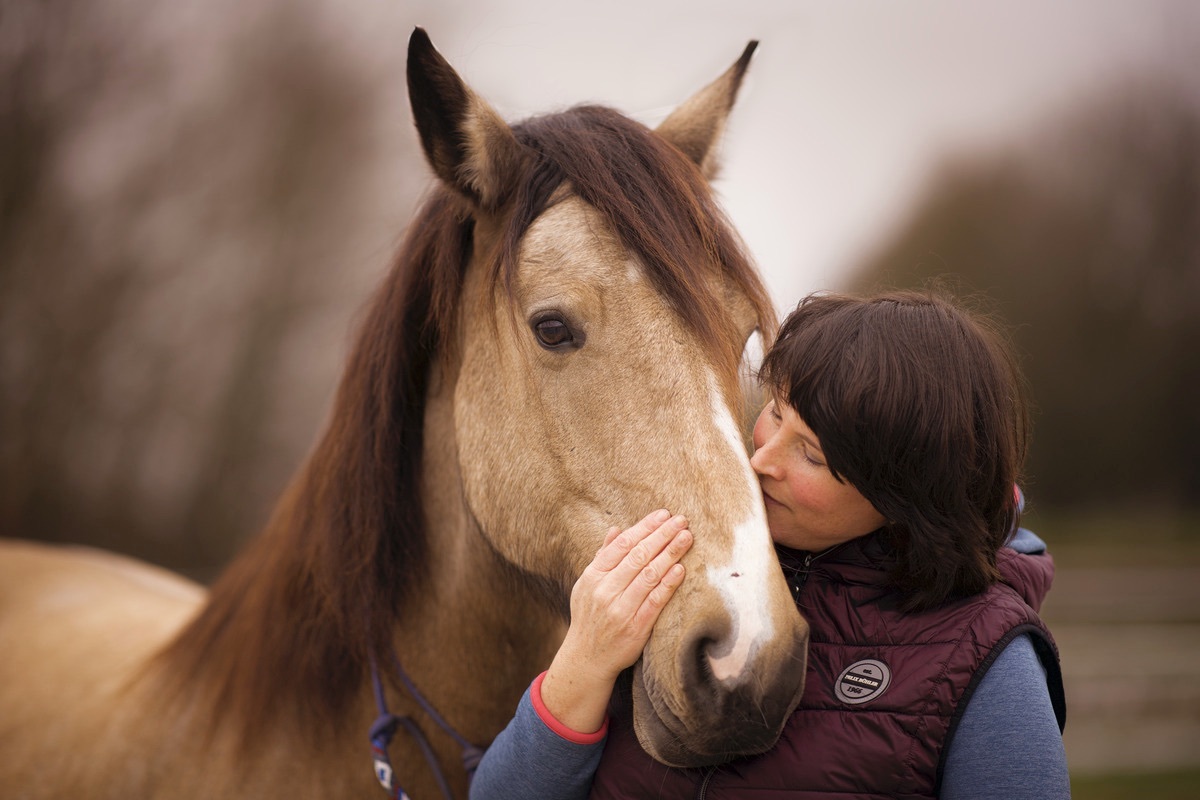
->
[626, 528, 692, 601]
[573, 526, 635, 601]
[601, 526, 622, 549]
[591, 509, 670, 572]
[607, 514, 689, 585]
[631, 562, 687, 630]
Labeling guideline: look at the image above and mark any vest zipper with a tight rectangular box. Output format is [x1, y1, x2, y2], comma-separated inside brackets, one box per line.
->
[789, 544, 842, 601]
[799, 552, 814, 589]
[695, 766, 717, 800]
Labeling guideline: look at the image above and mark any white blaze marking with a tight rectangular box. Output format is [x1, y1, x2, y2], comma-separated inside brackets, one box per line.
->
[703, 373, 775, 682]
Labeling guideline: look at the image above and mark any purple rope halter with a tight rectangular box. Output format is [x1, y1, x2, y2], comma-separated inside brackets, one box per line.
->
[368, 651, 485, 800]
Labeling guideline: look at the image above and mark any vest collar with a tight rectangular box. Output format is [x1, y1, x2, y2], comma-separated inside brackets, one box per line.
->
[776, 531, 893, 580]
[776, 530, 1057, 611]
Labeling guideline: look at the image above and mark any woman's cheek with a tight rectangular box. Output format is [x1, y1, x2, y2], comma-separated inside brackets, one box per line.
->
[786, 472, 835, 515]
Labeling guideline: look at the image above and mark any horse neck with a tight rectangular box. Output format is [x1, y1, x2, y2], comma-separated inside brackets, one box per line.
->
[164, 362, 562, 800]
[386, 356, 565, 749]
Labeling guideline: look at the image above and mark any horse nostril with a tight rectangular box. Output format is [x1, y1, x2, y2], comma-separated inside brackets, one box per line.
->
[678, 618, 731, 694]
[698, 638, 732, 684]
[685, 613, 808, 702]
[682, 619, 758, 693]
[693, 636, 715, 687]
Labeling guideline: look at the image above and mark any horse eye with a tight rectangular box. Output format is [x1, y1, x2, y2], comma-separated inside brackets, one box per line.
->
[533, 317, 576, 350]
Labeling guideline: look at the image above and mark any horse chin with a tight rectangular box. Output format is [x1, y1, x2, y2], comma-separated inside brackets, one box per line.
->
[628, 660, 795, 769]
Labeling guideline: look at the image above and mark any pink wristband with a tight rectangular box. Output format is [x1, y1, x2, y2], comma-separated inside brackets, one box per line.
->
[530, 671, 609, 745]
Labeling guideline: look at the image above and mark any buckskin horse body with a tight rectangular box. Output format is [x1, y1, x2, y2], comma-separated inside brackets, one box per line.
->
[0, 30, 808, 799]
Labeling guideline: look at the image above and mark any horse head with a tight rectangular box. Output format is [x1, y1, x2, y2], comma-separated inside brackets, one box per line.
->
[408, 29, 809, 767]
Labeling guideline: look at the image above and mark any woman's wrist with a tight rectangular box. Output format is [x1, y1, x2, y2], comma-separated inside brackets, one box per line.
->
[531, 671, 610, 744]
[538, 634, 620, 735]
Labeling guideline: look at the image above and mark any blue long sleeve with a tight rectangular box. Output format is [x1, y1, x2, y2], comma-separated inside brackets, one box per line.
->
[940, 634, 1071, 799]
[469, 684, 605, 800]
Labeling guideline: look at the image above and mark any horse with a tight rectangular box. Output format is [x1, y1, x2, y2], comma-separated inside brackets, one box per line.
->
[0, 29, 809, 799]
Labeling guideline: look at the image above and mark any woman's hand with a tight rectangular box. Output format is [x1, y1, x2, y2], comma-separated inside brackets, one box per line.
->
[539, 509, 693, 734]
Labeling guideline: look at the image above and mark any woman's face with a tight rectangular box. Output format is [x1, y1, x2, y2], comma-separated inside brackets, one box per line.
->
[750, 397, 887, 551]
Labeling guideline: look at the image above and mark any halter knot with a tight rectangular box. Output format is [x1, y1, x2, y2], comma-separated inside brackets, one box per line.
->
[369, 711, 403, 748]
[368, 652, 481, 800]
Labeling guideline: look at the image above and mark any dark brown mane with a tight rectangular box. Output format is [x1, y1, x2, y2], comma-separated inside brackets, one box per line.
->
[155, 103, 775, 743]
[153, 189, 474, 742]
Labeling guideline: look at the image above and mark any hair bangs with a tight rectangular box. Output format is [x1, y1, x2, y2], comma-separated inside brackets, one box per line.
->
[759, 294, 869, 483]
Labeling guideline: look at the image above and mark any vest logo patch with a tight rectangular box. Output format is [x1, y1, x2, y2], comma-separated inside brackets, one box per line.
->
[834, 659, 891, 705]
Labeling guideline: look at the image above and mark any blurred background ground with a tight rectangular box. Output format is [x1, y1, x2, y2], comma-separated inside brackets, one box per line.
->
[1026, 510, 1200, 796]
[2, 1, 1197, 793]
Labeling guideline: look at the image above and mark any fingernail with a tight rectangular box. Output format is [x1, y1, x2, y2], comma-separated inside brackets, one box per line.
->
[653, 509, 670, 522]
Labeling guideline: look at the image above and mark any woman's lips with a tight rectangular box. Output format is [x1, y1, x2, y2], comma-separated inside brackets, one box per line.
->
[762, 490, 784, 509]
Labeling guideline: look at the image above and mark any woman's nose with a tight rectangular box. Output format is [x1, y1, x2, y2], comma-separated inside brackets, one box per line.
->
[750, 438, 780, 479]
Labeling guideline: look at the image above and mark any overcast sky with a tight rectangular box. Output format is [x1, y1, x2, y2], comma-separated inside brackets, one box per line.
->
[332, 0, 1199, 310]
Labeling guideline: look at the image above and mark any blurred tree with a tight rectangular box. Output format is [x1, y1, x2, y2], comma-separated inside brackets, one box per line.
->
[847, 77, 1200, 513]
[0, 0, 436, 574]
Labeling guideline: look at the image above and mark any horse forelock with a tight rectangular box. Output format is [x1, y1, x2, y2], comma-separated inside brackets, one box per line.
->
[499, 105, 777, 371]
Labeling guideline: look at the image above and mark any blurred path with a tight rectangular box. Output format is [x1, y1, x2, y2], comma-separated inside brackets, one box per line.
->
[1044, 566, 1200, 774]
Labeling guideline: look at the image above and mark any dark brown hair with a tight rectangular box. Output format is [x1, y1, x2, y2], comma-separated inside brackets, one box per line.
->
[759, 290, 1030, 611]
[154, 104, 774, 743]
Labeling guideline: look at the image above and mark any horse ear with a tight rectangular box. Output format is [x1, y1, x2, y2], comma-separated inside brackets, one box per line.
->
[407, 28, 528, 211]
[656, 41, 758, 179]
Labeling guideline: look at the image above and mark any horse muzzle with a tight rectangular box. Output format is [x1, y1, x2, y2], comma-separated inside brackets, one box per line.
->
[630, 608, 809, 767]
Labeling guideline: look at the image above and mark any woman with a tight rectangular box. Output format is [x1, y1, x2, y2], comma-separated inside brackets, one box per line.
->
[470, 290, 1069, 799]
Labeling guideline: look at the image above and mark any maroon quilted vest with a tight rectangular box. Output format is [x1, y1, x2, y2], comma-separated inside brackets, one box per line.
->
[589, 534, 1065, 800]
